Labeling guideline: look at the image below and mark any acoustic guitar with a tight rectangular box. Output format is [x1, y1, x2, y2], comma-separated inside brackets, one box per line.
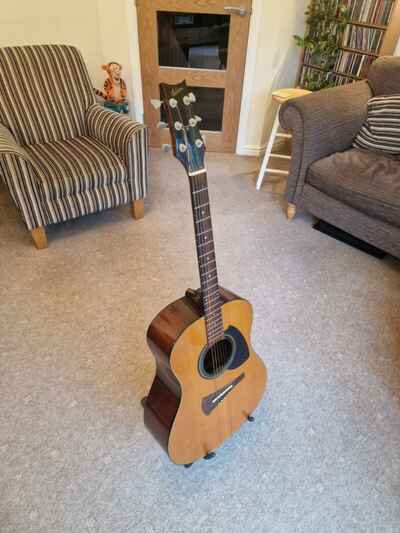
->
[143, 82, 268, 467]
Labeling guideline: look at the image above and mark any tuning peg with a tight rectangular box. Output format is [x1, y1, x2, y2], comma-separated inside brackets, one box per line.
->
[157, 121, 168, 129]
[151, 99, 162, 109]
[189, 92, 196, 103]
[162, 144, 171, 153]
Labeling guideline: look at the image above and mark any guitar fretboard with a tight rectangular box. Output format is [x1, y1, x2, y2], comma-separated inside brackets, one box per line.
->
[189, 171, 224, 345]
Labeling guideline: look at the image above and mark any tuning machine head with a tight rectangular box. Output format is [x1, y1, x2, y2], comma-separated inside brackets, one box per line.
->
[151, 99, 163, 110]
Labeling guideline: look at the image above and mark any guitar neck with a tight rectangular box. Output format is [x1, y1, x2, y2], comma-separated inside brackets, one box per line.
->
[188, 171, 224, 345]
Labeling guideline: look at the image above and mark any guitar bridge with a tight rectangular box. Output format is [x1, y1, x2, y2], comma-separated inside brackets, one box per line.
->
[202, 373, 245, 415]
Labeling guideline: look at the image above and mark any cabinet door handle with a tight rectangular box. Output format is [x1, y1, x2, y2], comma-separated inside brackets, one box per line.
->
[224, 6, 249, 17]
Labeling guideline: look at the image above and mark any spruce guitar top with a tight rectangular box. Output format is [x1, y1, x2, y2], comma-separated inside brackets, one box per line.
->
[143, 82, 268, 466]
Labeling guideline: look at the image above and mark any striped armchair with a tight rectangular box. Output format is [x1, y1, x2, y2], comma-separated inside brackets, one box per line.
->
[0, 45, 149, 249]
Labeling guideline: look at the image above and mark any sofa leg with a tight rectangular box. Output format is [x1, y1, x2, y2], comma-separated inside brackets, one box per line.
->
[286, 203, 296, 220]
[132, 199, 144, 220]
[31, 227, 48, 249]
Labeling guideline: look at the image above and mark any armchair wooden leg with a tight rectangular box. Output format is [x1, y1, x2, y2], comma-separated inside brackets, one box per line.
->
[132, 199, 144, 220]
[286, 203, 296, 220]
[31, 227, 48, 249]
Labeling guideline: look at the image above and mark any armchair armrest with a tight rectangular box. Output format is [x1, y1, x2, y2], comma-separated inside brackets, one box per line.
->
[279, 81, 372, 204]
[0, 123, 45, 230]
[85, 104, 149, 200]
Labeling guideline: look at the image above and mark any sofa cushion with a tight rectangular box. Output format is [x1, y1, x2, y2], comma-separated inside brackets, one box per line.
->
[354, 95, 400, 155]
[306, 148, 400, 228]
[25, 136, 126, 201]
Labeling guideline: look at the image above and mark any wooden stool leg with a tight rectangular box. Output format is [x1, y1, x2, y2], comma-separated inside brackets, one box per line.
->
[256, 106, 281, 191]
[132, 199, 144, 220]
[31, 227, 48, 249]
[286, 203, 296, 220]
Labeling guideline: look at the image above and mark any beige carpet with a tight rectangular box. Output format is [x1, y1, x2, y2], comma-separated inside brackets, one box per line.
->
[1, 149, 400, 533]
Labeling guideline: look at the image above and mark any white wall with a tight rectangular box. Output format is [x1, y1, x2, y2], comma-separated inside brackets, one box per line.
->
[0, 0, 307, 155]
[0, 0, 105, 88]
[96, 0, 143, 122]
[237, 0, 307, 155]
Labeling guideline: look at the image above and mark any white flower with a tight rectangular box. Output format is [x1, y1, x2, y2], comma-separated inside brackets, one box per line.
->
[189, 118, 197, 127]
[195, 115, 202, 123]
[189, 92, 196, 103]
[169, 98, 178, 108]
[195, 139, 204, 148]
[179, 144, 187, 153]
[183, 96, 191, 106]
[174, 121, 183, 131]
[150, 99, 162, 109]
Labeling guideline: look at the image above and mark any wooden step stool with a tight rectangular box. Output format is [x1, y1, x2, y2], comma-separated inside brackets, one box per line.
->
[256, 88, 311, 216]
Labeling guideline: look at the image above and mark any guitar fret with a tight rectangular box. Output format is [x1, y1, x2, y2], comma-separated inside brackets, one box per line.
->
[195, 216, 211, 225]
[206, 320, 224, 333]
[200, 267, 217, 278]
[194, 202, 209, 210]
[196, 228, 212, 237]
[205, 301, 221, 311]
[204, 293, 221, 302]
[192, 187, 208, 195]
[199, 250, 214, 259]
[206, 324, 224, 337]
[205, 283, 218, 291]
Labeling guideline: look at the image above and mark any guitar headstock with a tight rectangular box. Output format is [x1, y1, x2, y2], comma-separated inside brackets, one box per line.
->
[156, 81, 205, 176]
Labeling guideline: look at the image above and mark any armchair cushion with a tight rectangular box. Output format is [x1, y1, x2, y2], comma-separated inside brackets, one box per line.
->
[0, 45, 95, 145]
[307, 148, 400, 228]
[86, 104, 148, 200]
[24, 136, 126, 201]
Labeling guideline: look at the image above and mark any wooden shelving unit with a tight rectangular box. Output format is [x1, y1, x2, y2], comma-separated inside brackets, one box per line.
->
[298, 0, 400, 89]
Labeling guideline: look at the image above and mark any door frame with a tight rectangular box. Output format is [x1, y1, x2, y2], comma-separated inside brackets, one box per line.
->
[128, 0, 263, 155]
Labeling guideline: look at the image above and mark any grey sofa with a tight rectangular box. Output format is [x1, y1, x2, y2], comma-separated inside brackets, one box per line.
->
[280, 56, 400, 259]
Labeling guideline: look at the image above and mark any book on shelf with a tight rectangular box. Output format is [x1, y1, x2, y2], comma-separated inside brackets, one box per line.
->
[298, 0, 396, 90]
[343, 0, 395, 25]
[342, 24, 385, 53]
[334, 49, 375, 77]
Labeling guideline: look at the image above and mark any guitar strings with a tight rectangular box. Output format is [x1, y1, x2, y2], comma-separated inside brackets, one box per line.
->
[181, 98, 225, 377]
[185, 98, 234, 439]
[193, 170, 224, 376]
[183, 104, 220, 378]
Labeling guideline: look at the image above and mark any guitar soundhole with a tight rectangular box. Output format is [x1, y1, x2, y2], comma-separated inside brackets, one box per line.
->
[199, 336, 235, 379]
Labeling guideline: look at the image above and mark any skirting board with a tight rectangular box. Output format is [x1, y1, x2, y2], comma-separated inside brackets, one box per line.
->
[237, 137, 287, 157]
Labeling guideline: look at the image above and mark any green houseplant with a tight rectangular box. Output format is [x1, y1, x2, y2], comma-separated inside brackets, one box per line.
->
[294, 0, 349, 91]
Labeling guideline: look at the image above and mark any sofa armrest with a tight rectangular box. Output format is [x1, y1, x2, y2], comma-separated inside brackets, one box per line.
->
[279, 80, 372, 204]
[0, 123, 46, 230]
[86, 104, 149, 200]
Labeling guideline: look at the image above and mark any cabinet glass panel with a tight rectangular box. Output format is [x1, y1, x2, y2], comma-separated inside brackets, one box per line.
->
[161, 86, 225, 132]
[157, 11, 230, 70]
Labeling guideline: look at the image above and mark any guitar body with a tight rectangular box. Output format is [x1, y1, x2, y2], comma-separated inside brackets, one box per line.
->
[145, 287, 267, 465]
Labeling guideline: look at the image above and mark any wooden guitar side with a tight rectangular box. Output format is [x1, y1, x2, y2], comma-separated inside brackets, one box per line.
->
[145, 288, 267, 464]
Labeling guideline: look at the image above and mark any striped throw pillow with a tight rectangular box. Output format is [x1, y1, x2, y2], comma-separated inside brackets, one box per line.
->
[354, 95, 400, 155]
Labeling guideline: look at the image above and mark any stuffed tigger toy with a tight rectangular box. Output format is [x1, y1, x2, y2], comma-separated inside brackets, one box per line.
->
[95, 61, 129, 114]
